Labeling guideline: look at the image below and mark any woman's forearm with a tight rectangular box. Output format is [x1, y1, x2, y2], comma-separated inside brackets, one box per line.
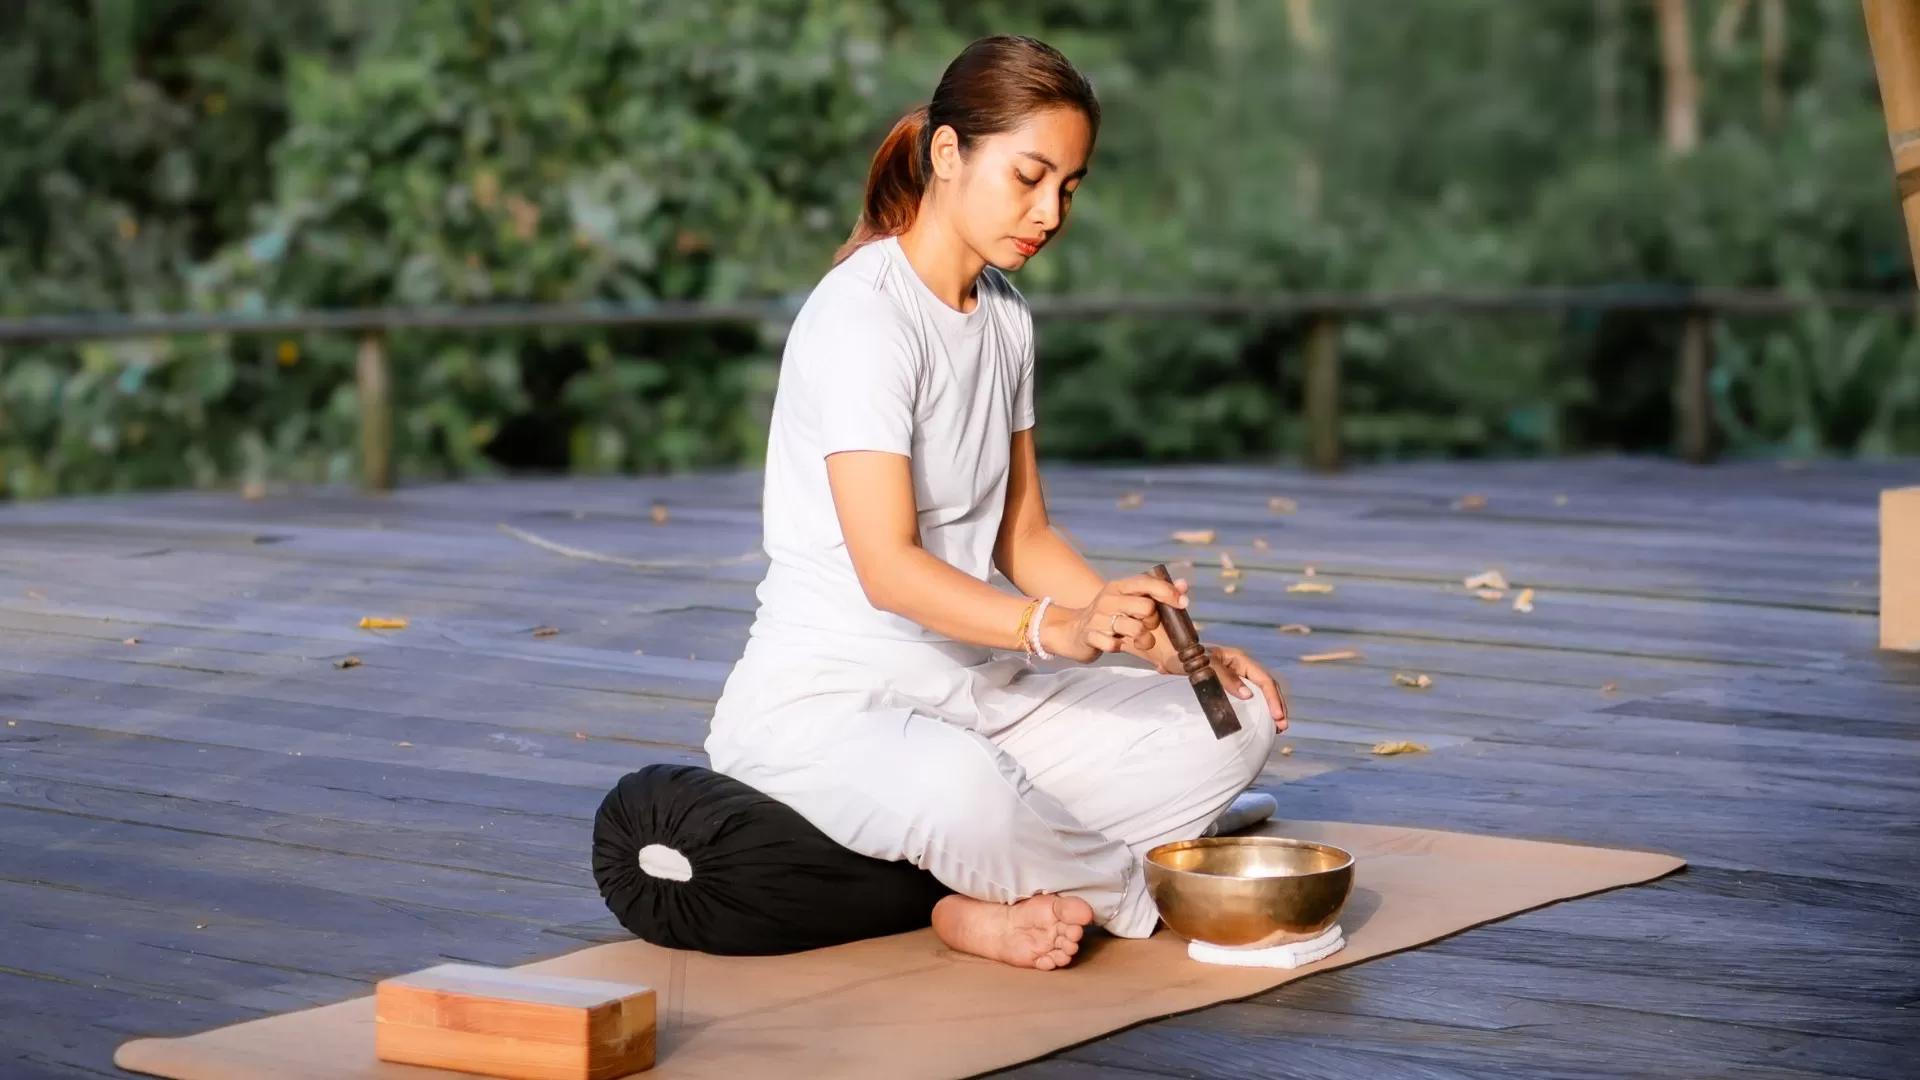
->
[870, 545, 1059, 652]
[996, 523, 1105, 607]
[996, 525, 1178, 670]
[867, 527, 1182, 666]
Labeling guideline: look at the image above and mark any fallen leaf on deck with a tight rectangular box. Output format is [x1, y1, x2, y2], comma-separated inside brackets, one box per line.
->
[1117, 492, 1144, 509]
[122, 638, 139, 646]
[1172, 529, 1217, 545]
[1268, 496, 1298, 514]
[1392, 672, 1434, 689]
[1513, 588, 1535, 613]
[1288, 582, 1335, 594]
[1601, 682, 1619, 693]
[1301, 649, 1360, 663]
[1219, 551, 1239, 577]
[1474, 588, 1506, 601]
[396, 741, 412, 747]
[1278, 623, 1313, 634]
[574, 732, 588, 740]
[1223, 583, 1239, 594]
[5, 720, 16, 727]
[532, 625, 560, 637]
[194, 923, 207, 930]
[633, 648, 645, 655]
[1280, 745, 1294, 756]
[1463, 569, 1509, 591]
[650, 502, 670, 524]
[241, 480, 267, 501]
[1252, 537, 1270, 550]
[1371, 740, 1429, 756]
[1453, 494, 1488, 511]
[1304, 565, 1317, 577]
[24, 590, 44, 601]
[358, 616, 408, 630]
[334, 656, 362, 670]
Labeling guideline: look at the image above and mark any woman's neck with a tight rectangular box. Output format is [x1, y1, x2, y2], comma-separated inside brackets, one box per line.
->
[896, 213, 985, 314]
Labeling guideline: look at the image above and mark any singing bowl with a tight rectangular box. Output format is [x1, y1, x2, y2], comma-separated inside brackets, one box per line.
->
[1144, 836, 1355, 949]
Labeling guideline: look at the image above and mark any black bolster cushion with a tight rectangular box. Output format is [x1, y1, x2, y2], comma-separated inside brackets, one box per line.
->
[592, 763, 952, 955]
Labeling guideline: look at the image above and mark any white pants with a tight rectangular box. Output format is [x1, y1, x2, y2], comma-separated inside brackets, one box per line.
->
[705, 631, 1278, 938]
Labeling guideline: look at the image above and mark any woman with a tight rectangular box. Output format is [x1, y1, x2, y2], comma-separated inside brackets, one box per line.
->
[705, 34, 1288, 971]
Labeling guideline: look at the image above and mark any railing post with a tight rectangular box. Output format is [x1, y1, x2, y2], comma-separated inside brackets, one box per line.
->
[1673, 311, 1713, 464]
[356, 330, 395, 492]
[1303, 314, 1342, 472]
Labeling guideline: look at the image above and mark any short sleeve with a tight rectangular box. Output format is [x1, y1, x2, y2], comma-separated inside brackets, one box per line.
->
[808, 299, 921, 458]
[1012, 306, 1036, 433]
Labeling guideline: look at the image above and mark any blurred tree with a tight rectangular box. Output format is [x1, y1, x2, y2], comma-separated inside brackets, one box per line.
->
[2, 0, 1915, 498]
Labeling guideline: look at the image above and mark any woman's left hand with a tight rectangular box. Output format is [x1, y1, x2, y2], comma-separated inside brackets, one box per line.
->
[1167, 644, 1289, 732]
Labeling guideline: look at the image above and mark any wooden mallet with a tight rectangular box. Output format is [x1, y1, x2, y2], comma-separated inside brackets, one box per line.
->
[1148, 563, 1242, 739]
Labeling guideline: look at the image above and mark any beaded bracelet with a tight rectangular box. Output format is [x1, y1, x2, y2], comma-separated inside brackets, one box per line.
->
[1027, 596, 1053, 660]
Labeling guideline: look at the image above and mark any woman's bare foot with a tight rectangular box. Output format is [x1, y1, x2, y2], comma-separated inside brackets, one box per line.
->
[931, 892, 1095, 970]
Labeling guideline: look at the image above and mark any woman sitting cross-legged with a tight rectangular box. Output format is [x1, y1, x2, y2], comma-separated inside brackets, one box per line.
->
[705, 34, 1289, 972]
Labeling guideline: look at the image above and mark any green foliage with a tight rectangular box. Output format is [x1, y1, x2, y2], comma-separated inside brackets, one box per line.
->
[2, 1, 884, 493]
[1711, 310, 1920, 456]
[2, 0, 1915, 498]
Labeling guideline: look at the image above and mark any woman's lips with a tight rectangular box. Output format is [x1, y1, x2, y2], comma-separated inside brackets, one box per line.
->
[1012, 238, 1041, 257]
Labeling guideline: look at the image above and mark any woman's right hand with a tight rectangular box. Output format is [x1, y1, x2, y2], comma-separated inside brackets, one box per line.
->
[1040, 573, 1190, 664]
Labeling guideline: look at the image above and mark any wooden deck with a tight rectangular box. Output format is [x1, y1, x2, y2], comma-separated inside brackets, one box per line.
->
[1, 456, 1916, 1079]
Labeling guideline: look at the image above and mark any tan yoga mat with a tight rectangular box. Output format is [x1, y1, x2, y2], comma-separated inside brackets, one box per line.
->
[117, 819, 1683, 1080]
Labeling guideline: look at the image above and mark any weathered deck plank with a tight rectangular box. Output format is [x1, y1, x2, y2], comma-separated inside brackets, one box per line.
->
[1, 455, 1915, 1078]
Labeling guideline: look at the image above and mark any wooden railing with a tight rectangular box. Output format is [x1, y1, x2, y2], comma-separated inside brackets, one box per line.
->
[2, 286, 1911, 490]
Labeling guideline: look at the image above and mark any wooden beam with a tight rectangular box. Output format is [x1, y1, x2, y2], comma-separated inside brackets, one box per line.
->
[1303, 316, 1342, 472]
[1596, 0, 1626, 139]
[1863, 0, 1920, 287]
[1760, 0, 1785, 128]
[356, 331, 395, 492]
[1655, 0, 1701, 155]
[1673, 313, 1714, 463]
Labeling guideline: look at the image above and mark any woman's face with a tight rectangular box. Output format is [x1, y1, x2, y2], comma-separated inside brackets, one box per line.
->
[931, 106, 1093, 272]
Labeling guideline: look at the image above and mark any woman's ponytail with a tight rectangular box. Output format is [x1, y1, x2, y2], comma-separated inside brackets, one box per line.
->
[833, 105, 930, 265]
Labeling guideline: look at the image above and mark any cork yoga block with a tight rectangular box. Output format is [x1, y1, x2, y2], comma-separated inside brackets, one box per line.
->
[374, 963, 656, 1079]
[1886, 487, 1920, 652]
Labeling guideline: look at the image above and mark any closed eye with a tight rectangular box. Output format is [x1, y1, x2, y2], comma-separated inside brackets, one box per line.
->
[1015, 170, 1040, 186]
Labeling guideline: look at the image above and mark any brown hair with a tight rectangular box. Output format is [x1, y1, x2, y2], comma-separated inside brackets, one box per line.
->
[833, 35, 1100, 265]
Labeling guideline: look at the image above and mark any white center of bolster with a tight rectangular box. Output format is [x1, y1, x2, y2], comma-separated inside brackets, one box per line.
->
[637, 843, 693, 882]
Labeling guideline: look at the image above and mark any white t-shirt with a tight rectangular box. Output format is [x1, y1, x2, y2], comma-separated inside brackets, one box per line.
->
[742, 235, 1034, 657]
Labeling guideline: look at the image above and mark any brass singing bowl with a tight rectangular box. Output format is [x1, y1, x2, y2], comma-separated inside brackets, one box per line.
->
[1144, 836, 1355, 949]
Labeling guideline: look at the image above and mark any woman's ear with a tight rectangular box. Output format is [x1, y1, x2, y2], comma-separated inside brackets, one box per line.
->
[927, 124, 963, 182]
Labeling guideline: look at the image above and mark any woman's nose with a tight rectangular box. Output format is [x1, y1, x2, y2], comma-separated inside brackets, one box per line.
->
[1032, 196, 1061, 232]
